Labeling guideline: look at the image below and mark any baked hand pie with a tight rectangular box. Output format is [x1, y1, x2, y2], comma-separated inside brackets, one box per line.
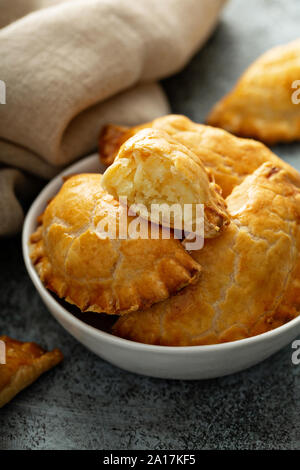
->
[30, 174, 201, 315]
[206, 39, 300, 144]
[0, 336, 63, 408]
[113, 162, 300, 346]
[99, 114, 300, 197]
[101, 128, 229, 238]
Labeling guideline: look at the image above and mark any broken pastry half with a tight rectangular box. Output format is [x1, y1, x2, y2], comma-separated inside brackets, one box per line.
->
[0, 336, 63, 408]
[99, 114, 300, 197]
[29, 174, 201, 315]
[113, 162, 300, 346]
[101, 128, 230, 238]
[206, 39, 300, 144]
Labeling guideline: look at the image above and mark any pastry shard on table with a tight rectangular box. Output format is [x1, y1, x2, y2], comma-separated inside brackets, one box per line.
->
[0, 336, 63, 408]
[101, 128, 230, 238]
[29, 174, 201, 315]
[113, 163, 300, 345]
[206, 39, 300, 144]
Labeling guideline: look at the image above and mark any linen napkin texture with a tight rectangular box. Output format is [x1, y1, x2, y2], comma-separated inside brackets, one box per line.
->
[0, 0, 226, 236]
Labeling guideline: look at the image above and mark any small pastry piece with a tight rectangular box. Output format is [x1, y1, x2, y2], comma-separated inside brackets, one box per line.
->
[30, 174, 201, 315]
[101, 128, 230, 238]
[113, 163, 300, 346]
[207, 39, 300, 144]
[99, 124, 134, 167]
[0, 336, 63, 408]
[99, 122, 153, 167]
[99, 114, 300, 197]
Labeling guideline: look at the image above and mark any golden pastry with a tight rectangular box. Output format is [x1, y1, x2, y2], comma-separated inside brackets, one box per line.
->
[30, 174, 201, 315]
[0, 336, 63, 408]
[99, 114, 300, 197]
[113, 162, 300, 345]
[207, 39, 300, 144]
[101, 128, 229, 238]
[99, 124, 138, 167]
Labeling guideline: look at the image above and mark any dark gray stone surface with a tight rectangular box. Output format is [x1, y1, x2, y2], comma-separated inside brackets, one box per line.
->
[1, 0, 300, 450]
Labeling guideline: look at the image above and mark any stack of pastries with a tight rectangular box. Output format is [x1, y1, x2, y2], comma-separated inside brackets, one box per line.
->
[3, 38, 299, 409]
[30, 111, 300, 346]
[29, 38, 300, 347]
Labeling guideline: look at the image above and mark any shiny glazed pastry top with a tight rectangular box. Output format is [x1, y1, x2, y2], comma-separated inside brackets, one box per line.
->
[29, 173, 201, 315]
[206, 39, 300, 144]
[99, 114, 300, 197]
[113, 163, 300, 345]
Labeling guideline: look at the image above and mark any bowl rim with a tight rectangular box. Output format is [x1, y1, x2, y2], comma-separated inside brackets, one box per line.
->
[22, 153, 300, 354]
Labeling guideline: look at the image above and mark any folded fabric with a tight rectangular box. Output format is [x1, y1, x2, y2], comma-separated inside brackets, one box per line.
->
[0, 0, 226, 236]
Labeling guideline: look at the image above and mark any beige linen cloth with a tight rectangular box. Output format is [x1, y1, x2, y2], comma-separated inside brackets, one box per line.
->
[0, 0, 226, 236]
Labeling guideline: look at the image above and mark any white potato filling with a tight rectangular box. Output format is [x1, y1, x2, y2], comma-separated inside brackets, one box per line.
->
[102, 150, 207, 231]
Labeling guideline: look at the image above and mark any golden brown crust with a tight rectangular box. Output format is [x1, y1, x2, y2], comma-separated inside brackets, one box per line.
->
[30, 174, 201, 315]
[98, 114, 300, 197]
[0, 336, 63, 408]
[99, 124, 131, 167]
[101, 128, 230, 238]
[206, 39, 300, 144]
[113, 163, 300, 345]
[99, 123, 151, 166]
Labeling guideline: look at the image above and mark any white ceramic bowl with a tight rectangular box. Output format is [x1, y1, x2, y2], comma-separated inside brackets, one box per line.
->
[22, 154, 300, 380]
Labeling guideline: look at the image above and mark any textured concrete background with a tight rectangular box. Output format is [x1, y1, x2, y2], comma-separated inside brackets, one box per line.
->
[1, 0, 300, 450]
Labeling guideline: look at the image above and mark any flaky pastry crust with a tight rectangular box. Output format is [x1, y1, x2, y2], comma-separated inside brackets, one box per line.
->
[113, 163, 300, 345]
[206, 39, 300, 144]
[99, 124, 131, 167]
[0, 336, 63, 408]
[99, 115, 300, 197]
[29, 174, 201, 315]
[101, 128, 229, 238]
